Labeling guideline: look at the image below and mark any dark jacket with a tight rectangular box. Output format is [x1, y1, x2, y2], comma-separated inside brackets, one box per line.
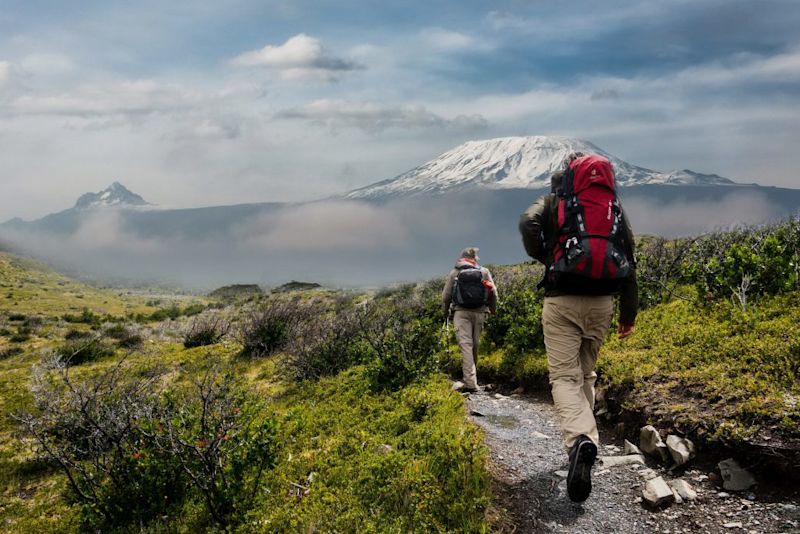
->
[519, 194, 639, 326]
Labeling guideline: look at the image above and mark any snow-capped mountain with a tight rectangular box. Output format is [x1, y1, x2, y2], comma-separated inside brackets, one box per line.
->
[74, 182, 149, 210]
[345, 136, 735, 199]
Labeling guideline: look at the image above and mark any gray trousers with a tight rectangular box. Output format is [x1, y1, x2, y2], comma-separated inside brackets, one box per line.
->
[454, 309, 486, 389]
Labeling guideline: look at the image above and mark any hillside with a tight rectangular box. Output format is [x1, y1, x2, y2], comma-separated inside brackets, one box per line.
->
[0, 253, 490, 532]
[1, 219, 799, 532]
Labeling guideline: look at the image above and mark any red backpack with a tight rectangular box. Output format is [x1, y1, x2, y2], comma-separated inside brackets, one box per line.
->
[543, 154, 632, 290]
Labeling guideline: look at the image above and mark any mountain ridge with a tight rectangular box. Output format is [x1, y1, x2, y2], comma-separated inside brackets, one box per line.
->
[345, 136, 736, 199]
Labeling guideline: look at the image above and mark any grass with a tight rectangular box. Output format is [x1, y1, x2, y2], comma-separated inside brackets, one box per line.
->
[599, 290, 800, 444]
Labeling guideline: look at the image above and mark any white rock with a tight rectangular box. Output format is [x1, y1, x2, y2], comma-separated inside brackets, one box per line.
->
[642, 476, 675, 507]
[638, 468, 658, 480]
[640, 425, 670, 462]
[666, 435, 696, 466]
[669, 479, 698, 502]
[671, 487, 684, 505]
[531, 431, 550, 439]
[723, 522, 743, 529]
[718, 458, 757, 491]
[554, 470, 568, 478]
[452, 381, 465, 391]
[599, 454, 646, 467]
[624, 439, 643, 455]
[494, 393, 507, 400]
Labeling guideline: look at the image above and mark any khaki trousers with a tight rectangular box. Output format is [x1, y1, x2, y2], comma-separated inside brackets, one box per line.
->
[454, 310, 486, 389]
[542, 295, 614, 449]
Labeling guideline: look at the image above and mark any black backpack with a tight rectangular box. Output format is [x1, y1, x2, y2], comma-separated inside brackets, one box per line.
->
[453, 266, 489, 308]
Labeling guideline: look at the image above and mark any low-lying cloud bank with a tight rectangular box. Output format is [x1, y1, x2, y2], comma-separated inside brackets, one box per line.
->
[0, 188, 792, 290]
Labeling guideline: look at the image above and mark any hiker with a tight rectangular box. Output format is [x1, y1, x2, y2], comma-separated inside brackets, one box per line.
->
[519, 152, 638, 503]
[442, 247, 498, 393]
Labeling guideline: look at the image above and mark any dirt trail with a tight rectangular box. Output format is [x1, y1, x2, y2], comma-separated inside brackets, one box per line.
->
[467, 390, 800, 534]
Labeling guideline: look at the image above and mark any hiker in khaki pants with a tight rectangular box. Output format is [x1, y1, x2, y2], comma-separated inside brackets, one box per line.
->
[520, 153, 638, 503]
[442, 247, 497, 392]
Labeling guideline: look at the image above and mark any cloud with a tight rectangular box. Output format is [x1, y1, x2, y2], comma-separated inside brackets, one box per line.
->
[590, 89, 622, 101]
[276, 99, 488, 134]
[623, 192, 774, 237]
[0, 61, 11, 87]
[8, 79, 201, 118]
[240, 201, 408, 251]
[230, 34, 362, 81]
[19, 53, 74, 76]
[419, 28, 477, 51]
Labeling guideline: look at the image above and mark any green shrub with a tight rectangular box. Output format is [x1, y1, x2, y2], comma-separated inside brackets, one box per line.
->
[239, 299, 309, 358]
[183, 315, 230, 348]
[9, 326, 32, 343]
[685, 220, 800, 306]
[64, 329, 91, 341]
[364, 313, 440, 392]
[0, 346, 23, 359]
[62, 308, 100, 325]
[15, 361, 186, 531]
[16, 362, 280, 531]
[55, 337, 115, 366]
[182, 303, 206, 317]
[284, 308, 373, 380]
[103, 324, 144, 349]
[483, 265, 544, 355]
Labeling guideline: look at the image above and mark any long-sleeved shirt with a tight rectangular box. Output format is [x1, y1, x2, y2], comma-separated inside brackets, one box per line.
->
[519, 194, 639, 326]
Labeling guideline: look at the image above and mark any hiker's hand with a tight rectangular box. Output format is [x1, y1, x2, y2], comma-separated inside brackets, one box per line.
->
[618, 323, 634, 339]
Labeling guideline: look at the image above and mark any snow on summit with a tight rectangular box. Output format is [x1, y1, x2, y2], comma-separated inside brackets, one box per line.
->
[345, 136, 735, 199]
[74, 182, 149, 210]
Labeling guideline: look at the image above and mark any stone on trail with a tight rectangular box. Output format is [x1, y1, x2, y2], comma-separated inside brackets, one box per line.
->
[599, 454, 646, 467]
[624, 439, 643, 455]
[452, 381, 465, 391]
[666, 435, 696, 466]
[640, 425, 670, 462]
[723, 522, 743, 529]
[642, 476, 675, 507]
[554, 470, 568, 478]
[637, 468, 658, 480]
[718, 458, 757, 491]
[531, 431, 550, 439]
[669, 479, 698, 502]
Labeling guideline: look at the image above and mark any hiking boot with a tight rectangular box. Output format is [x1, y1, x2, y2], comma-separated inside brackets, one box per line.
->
[567, 435, 597, 503]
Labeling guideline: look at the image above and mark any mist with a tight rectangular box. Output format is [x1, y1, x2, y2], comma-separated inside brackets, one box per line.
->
[0, 185, 796, 291]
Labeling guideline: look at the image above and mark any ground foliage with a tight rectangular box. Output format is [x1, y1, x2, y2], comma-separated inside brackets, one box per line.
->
[0, 254, 491, 532]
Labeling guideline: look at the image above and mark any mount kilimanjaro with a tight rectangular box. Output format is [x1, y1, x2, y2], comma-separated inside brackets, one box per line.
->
[345, 136, 735, 199]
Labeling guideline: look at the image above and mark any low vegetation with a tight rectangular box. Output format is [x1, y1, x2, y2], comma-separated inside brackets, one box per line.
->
[1, 218, 797, 530]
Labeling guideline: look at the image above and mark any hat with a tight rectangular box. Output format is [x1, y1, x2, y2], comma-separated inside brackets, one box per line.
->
[460, 247, 480, 261]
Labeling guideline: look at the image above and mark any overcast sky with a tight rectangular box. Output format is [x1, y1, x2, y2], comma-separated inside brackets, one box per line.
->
[1, 0, 799, 221]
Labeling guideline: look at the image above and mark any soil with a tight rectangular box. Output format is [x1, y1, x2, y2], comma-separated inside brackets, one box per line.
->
[467, 389, 800, 534]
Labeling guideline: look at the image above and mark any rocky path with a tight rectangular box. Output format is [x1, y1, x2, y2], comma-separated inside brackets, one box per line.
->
[466, 390, 800, 534]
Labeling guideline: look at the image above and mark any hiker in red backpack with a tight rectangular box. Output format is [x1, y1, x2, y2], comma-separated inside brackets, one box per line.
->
[519, 152, 638, 503]
[442, 247, 498, 393]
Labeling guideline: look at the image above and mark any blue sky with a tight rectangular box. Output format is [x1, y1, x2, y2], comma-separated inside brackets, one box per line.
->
[1, 0, 799, 219]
